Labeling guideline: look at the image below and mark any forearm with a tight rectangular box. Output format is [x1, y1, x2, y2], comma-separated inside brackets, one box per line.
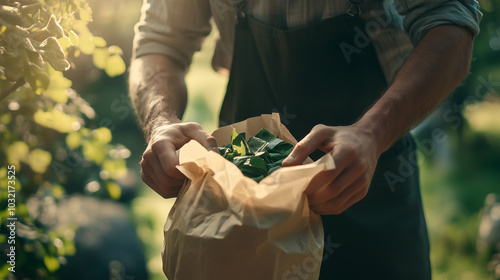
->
[129, 54, 188, 141]
[357, 25, 474, 155]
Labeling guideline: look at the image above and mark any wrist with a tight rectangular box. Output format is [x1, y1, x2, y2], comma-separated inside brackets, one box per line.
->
[146, 115, 181, 142]
[352, 115, 389, 158]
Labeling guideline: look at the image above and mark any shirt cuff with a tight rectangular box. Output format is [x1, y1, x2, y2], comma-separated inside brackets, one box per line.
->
[402, 1, 482, 46]
[133, 37, 193, 68]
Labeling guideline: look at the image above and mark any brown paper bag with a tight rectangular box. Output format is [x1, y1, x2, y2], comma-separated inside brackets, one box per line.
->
[162, 113, 335, 280]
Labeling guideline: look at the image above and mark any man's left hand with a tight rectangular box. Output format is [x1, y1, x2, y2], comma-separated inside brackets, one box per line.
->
[282, 124, 380, 215]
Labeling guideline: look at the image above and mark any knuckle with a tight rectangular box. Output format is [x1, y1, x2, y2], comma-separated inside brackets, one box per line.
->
[358, 176, 369, 188]
[349, 147, 359, 158]
[150, 139, 169, 153]
[354, 160, 368, 173]
[141, 150, 154, 162]
[181, 122, 202, 132]
[294, 142, 307, 153]
[313, 124, 327, 131]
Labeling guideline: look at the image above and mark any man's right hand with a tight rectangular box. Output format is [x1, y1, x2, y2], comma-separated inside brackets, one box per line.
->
[140, 122, 217, 198]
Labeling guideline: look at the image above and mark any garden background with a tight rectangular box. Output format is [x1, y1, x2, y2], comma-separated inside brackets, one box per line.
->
[1, 0, 499, 279]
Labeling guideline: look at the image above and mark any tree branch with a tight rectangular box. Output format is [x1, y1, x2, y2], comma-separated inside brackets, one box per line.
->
[0, 77, 26, 102]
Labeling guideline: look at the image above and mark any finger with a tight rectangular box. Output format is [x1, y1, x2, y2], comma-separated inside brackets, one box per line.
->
[304, 142, 358, 198]
[181, 123, 218, 151]
[313, 190, 366, 215]
[283, 125, 333, 166]
[308, 164, 365, 205]
[310, 177, 368, 215]
[141, 168, 166, 197]
[141, 166, 183, 198]
[304, 169, 342, 196]
[151, 140, 185, 180]
[150, 146, 185, 181]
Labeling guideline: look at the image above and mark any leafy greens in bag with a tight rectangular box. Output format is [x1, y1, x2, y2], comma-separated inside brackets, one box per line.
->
[218, 128, 294, 182]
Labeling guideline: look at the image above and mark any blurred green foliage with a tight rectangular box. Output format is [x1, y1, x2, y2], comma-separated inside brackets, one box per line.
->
[0, 0, 128, 279]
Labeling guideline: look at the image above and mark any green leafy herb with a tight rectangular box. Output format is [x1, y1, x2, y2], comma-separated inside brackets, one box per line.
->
[219, 128, 294, 182]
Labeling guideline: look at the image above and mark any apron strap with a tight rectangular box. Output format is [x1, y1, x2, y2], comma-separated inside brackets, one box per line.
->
[234, 0, 363, 21]
[347, 0, 362, 16]
[235, 0, 247, 21]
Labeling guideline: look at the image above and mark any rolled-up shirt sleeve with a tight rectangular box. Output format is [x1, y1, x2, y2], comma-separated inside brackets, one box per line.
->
[393, 0, 482, 46]
[132, 0, 212, 68]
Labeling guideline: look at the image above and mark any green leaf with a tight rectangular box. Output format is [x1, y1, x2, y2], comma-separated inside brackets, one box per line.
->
[78, 33, 94, 55]
[92, 127, 112, 144]
[28, 148, 52, 173]
[231, 128, 247, 156]
[220, 128, 293, 182]
[107, 45, 123, 55]
[93, 36, 106, 48]
[39, 37, 70, 71]
[77, 7, 92, 22]
[66, 132, 81, 149]
[104, 55, 125, 77]
[92, 48, 108, 69]
[23, 59, 50, 94]
[68, 30, 79, 45]
[45, 14, 64, 37]
[106, 181, 121, 200]
[248, 136, 268, 154]
[44, 256, 60, 272]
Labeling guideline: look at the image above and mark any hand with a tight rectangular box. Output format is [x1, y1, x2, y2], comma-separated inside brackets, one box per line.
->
[140, 122, 217, 198]
[282, 124, 380, 215]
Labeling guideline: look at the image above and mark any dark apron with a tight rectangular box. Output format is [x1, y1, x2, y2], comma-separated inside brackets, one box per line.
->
[219, 2, 431, 279]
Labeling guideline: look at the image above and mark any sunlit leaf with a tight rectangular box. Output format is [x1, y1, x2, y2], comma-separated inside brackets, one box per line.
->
[28, 148, 52, 173]
[45, 14, 64, 37]
[103, 159, 127, 179]
[82, 141, 106, 164]
[78, 33, 94, 55]
[66, 132, 81, 149]
[43, 256, 59, 272]
[7, 141, 29, 168]
[231, 128, 247, 156]
[92, 127, 112, 144]
[68, 30, 79, 46]
[23, 58, 50, 95]
[77, 7, 92, 22]
[106, 181, 121, 200]
[64, 240, 76, 256]
[34, 109, 78, 133]
[92, 48, 108, 69]
[39, 37, 70, 71]
[0, 113, 12, 125]
[93, 36, 106, 48]
[51, 184, 64, 199]
[104, 55, 125, 77]
[57, 36, 72, 50]
[107, 45, 122, 55]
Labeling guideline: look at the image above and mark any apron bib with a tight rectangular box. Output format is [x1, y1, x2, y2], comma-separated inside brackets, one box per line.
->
[219, 1, 431, 278]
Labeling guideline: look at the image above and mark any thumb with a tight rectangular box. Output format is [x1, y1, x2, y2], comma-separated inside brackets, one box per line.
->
[282, 128, 330, 166]
[183, 124, 218, 151]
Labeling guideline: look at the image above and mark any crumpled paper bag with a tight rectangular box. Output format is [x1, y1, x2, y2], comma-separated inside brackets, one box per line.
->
[162, 113, 335, 280]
